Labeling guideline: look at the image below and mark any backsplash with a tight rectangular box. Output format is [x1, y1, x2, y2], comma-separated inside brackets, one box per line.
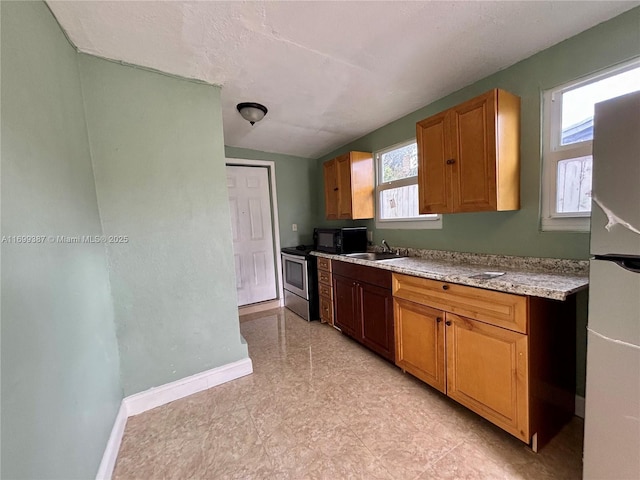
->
[369, 245, 589, 275]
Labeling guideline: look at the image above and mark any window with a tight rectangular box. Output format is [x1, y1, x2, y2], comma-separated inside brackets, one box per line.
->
[375, 140, 442, 229]
[541, 59, 640, 231]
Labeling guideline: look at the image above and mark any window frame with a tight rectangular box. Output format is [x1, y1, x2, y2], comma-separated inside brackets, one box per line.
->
[541, 58, 640, 232]
[374, 139, 442, 230]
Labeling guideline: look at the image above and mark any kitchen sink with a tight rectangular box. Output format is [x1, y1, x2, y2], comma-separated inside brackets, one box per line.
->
[343, 252, 408, 261]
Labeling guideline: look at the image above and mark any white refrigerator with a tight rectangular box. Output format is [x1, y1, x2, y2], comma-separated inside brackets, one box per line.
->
[583, 91, 640, 479]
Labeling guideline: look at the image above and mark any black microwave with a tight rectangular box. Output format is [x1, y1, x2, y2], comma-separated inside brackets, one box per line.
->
[313, 227, 368, 254]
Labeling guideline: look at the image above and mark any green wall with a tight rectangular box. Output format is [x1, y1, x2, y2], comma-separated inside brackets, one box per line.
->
[225, 146, 319, 247]
[80, 55, 248, 396]
[317, 7, 640, 261]
[1, 2, 122, 478]
[2, 2, 253, 476]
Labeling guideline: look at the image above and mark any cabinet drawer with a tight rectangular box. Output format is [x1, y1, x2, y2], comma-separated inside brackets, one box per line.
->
[319, 283, 332, 298]
[320, 294, 333, 325]
[392, 273, 527, 334]
[318, 270, 332, 286]
[317, 257, 332, 272]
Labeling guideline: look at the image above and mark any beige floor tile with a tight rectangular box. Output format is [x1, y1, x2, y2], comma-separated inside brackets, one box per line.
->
[113, 307, 583, 480]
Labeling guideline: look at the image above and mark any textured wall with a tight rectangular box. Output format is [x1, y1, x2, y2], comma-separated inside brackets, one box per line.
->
[79, 55, 248, 396]
[224, 146, 319, 247]
[1, 2, 122, 478]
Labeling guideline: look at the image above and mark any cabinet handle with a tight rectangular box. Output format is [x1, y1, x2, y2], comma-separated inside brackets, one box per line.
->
[442, 285, 449, 291]
[334, 187, 339, 191]
[445, 320, 452, 326]
[436, 317, 442, 323]
[446, 159, 456, 165]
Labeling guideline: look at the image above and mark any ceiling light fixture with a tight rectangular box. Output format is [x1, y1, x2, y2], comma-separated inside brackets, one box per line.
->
[236, 102, 268, 125]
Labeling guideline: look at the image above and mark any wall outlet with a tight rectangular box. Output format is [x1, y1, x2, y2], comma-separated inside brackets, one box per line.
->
[292, 223, 298, 232]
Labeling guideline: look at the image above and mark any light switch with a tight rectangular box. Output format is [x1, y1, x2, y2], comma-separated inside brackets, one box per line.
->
[292, 224, 298, 232]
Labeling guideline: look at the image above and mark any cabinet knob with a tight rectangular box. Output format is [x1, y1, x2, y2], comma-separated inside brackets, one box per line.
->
[334, 187, 339, 191]
[436, 317, 442, 323]
[445, 320, 452, 326]
[442, 285, 449, 291]
[446, 159, 456, 165]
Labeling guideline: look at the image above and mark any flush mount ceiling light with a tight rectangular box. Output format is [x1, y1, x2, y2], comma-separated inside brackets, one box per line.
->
[236, 102, 268, 125]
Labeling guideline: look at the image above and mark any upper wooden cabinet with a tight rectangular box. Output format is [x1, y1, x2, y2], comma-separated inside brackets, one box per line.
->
[323, 152, 374, 220]
[417, 89, 521, 214]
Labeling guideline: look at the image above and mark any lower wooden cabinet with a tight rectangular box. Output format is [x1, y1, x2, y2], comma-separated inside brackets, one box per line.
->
[333, 262, 394, 362]
[446, 312, 529, 442]
[360, 282, 394, 361]
[334, 274, 359, 337]
[319, 294, 333, 325]
[317, 257, 334, 325]
[393, 272, 576, 450]
[394, 298, 446, 393]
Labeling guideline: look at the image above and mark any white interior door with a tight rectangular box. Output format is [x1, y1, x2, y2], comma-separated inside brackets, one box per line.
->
[227, 165, 277, 306]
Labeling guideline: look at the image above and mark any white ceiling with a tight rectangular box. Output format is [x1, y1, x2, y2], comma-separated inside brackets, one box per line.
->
[48, 1, 638, 159]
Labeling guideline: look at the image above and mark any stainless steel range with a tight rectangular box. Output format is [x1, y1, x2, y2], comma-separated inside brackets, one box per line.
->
[281, 246, 319, 321]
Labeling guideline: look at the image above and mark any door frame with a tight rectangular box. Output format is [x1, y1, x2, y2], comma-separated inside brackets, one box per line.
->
[225, 159, 284, 307]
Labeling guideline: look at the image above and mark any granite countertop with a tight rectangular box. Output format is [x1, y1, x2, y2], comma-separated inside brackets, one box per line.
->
[311, 248, 589, 301]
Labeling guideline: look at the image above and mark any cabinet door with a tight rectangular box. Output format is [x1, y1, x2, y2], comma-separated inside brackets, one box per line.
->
[336, 154, 353, 219]
[359, 282, 394, 362]
[394, 298, 446, 393]
[333, 274, 359, 338]
[450, 90, 497, 212]
[349, 152, 375, 219]
[323, 159, 339, 220]
[417, 110, 452, 214]
[446, 313, 529, 442]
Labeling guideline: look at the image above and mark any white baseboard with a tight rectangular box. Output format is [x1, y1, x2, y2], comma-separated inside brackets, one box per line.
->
[575, 395, 585, 418]
[96, 357, 253, 479]
[95, 402, 128, 480]
[125, 358, 253, 416]
[238, 300, 282, 316]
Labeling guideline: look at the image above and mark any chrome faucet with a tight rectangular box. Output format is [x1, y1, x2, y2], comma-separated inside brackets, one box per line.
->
[381, 239, 393, 253]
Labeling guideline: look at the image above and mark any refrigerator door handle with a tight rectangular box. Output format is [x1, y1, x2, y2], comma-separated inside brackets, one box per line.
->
[615, 258, 640, 274]
[595, 255, 640, 273]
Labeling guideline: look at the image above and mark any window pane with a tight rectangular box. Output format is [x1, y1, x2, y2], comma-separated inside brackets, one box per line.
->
[380, 184, 421, 219]
[561, 66, 640, 145]
[380, 142, 418, 183]
[556, 155, 592, 213]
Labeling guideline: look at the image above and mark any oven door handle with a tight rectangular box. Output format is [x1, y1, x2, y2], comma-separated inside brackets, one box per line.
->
[281, 252, 305, 262]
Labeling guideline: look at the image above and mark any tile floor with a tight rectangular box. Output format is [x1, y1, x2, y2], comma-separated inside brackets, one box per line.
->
[113, 307, 583, 479]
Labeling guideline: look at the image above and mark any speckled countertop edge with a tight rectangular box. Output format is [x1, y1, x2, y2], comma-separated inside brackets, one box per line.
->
[311, 249, 589, 301]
